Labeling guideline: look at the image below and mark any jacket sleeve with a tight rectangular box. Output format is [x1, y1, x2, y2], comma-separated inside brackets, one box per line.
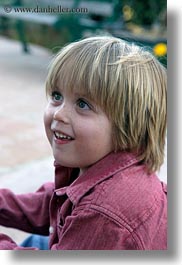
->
[0, 182, 54, 236]
[0, 234, 39, 250]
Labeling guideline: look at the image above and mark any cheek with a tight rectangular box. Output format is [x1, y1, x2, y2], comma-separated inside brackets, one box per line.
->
[95, 120, 113, 152]
[76, 119, 113, 150]
[44, 106, 53, 142]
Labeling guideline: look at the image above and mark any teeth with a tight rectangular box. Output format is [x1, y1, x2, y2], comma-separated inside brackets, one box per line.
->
[55, 132, 72, 140]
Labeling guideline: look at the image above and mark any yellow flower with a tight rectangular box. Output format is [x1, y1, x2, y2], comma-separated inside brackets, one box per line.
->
[153, 43, 167, 57]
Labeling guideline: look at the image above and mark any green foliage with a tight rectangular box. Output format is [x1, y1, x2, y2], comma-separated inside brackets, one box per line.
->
[120, 0, 166, 27]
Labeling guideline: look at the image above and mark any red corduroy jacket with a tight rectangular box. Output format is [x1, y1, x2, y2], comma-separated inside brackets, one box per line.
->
[0, 151, 167, 250]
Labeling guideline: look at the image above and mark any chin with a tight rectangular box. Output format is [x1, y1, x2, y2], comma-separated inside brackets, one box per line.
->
[53, 156, 77, 168]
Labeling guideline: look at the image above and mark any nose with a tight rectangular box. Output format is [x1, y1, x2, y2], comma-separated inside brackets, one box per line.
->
[53, 103, 71, 124]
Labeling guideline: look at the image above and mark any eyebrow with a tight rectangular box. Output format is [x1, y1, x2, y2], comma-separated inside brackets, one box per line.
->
[54, 86, 62, 91]
[55, 82, 95, 103]
[74, 92, 90, 98]
[54, 86, 90, 100]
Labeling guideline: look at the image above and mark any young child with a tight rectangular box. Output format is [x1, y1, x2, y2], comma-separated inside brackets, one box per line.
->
[0, 36, 167, 250]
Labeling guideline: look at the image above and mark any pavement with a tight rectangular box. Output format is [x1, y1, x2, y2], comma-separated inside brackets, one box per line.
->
[0, 36, 167, 245]
[0, 36, 54, 244]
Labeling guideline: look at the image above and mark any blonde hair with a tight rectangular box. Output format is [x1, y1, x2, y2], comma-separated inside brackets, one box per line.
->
[46, 36, 167, 173]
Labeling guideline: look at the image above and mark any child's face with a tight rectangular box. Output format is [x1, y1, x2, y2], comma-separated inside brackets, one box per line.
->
[44, 84, 114, 174]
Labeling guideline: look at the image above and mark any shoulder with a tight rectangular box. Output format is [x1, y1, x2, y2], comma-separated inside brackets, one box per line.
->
[79, 163, 166, 228]
[75, 163, 167, 249]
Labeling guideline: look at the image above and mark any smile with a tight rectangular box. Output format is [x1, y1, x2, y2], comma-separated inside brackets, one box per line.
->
[54, 131, 73, 140]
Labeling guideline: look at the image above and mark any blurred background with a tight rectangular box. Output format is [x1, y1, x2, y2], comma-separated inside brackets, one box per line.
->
[0, 0, 167, 63]
[0, 0, 167, 244]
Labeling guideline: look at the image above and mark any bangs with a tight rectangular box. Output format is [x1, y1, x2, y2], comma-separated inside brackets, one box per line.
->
[45, 38, 122, 116]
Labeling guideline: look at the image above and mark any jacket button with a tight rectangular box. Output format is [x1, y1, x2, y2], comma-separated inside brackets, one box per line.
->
[49, 226, 54, 234]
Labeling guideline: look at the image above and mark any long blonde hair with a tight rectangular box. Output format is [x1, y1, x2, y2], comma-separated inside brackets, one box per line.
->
[46, 36, 167, 173]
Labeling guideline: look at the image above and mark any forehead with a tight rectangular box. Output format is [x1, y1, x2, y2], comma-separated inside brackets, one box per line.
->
[50, 54, 98, 104]
[56, 78, 91, 100]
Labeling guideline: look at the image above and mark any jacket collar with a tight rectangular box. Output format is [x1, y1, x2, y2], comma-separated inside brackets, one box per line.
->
[54, 151, 139, 205]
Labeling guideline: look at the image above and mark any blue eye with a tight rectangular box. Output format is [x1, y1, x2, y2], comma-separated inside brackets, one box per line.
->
[51, 91, 63, 102]
[77, 99, 91, 110]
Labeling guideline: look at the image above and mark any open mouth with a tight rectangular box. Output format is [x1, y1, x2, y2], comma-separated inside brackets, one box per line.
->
[54, 131, 74, 141]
